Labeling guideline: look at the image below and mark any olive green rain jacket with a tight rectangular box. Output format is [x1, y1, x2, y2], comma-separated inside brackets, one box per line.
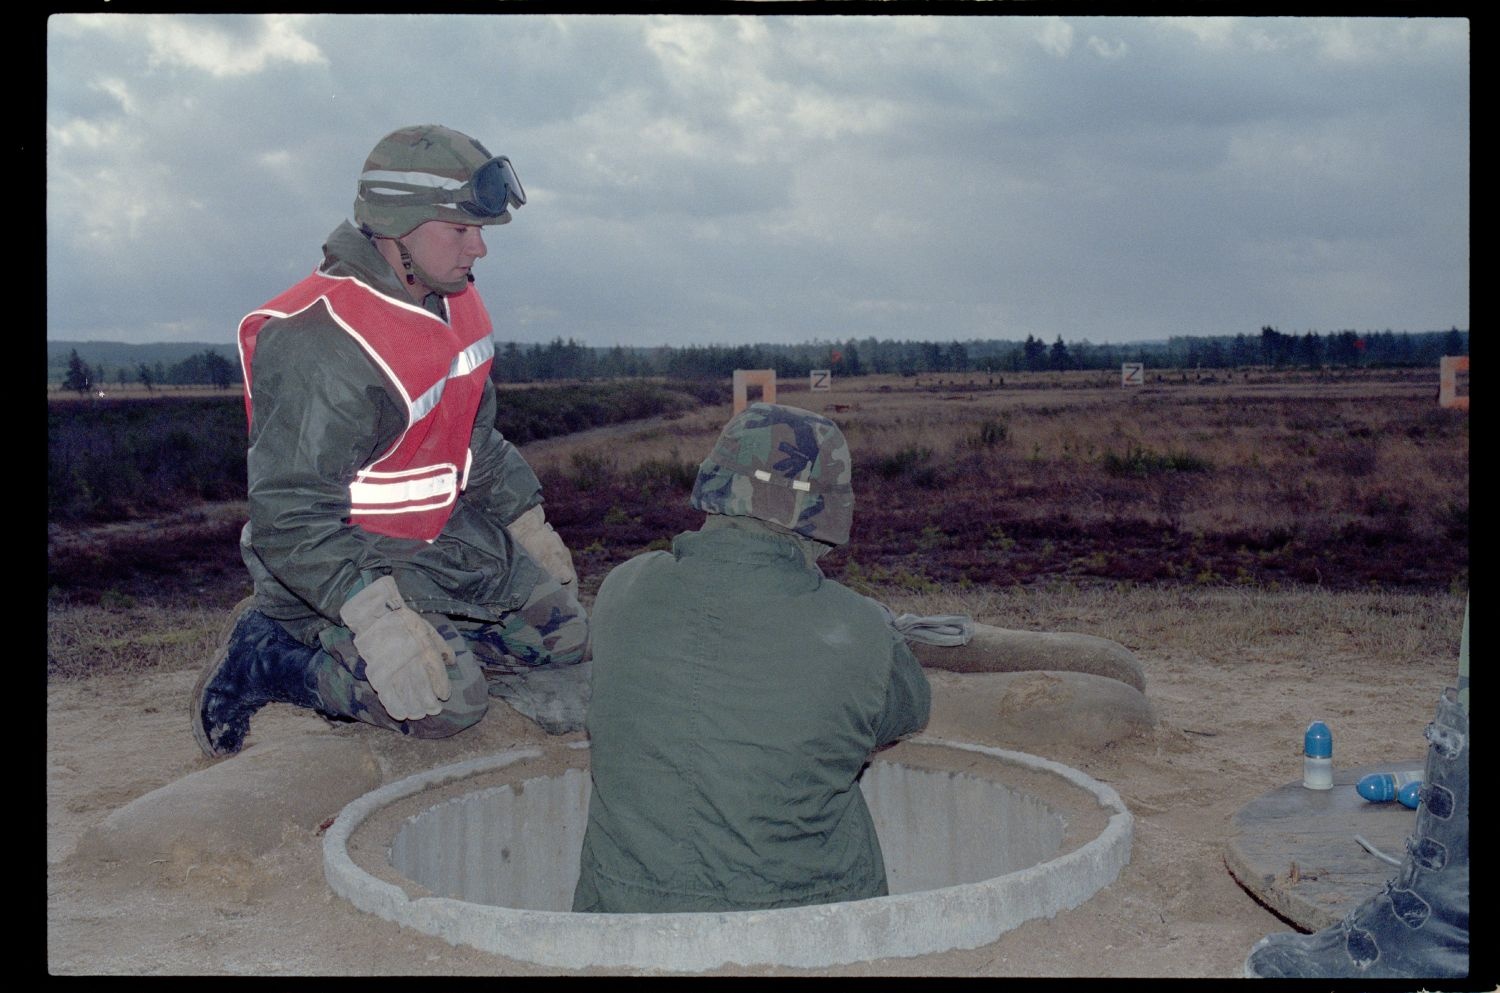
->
[574, 518, 932, 913]
[238, 221, 542, 645]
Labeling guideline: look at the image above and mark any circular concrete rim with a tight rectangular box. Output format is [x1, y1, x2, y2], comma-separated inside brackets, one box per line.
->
[322, 735, 1134, 972]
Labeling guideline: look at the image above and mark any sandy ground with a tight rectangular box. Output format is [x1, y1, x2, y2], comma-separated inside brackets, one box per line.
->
[45, 586, 1479, 980]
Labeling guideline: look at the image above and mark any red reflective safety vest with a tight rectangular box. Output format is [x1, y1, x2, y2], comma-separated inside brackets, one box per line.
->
[238, 271, 495, 542]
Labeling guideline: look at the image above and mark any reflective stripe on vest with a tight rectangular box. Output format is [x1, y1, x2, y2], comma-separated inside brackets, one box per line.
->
[349, 460, 459, 516]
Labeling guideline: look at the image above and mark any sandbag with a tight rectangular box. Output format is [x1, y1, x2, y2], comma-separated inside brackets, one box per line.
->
[911, 622, 1145, 692]
[925, 669, 1156, 750]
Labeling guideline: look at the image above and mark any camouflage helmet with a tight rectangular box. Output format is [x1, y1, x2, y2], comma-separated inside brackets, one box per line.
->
[354, 124, 525, 238]
[690, 403, 855, 546]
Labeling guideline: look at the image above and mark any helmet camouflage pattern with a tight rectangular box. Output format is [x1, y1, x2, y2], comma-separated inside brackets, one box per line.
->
[354, 124, 524, 238]
[690, 403, 855, 546]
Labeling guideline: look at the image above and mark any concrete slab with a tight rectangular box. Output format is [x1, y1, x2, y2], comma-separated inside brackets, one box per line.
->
[1225, 759, 1425, 931]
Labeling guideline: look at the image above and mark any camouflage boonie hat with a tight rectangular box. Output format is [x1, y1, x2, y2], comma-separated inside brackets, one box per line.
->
[354, 124, 524, 237]
[690, 403, 855, 546]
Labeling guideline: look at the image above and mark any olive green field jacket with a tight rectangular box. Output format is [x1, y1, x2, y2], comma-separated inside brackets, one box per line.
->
[574, 520, 932, 912]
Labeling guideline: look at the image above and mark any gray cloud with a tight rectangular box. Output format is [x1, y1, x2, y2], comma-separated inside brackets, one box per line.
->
[47, 13, 1468, 347]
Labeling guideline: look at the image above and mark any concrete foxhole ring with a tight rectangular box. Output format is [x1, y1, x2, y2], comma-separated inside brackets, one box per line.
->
[322, 735, 1133, 972]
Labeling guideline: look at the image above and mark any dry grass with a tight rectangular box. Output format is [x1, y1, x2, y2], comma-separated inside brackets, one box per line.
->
[528, 372, 1463, 500]
[525, 372, 1466, 592]
[46, 600, 227, 680]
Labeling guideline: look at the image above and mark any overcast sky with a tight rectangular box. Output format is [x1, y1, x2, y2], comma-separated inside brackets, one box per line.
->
[46, 13, 1468, 349]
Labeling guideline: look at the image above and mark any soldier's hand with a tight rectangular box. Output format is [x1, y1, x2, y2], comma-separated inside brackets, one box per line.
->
[339, 576, 453, 721]
[508, 504, 578, 586]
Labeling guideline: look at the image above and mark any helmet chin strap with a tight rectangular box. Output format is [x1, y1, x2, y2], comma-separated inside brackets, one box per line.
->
[395, 239, 471, 296]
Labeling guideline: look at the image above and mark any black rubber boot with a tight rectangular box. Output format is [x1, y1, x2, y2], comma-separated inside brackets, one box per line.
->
[1244, 687, 1469, 979]
[190, 598, 330, 758]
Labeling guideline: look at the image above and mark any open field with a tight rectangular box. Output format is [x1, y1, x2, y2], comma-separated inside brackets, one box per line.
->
[48, 368, 1468, 607]
[47, 382, 243, 401]
[528, 369, 1468, 595]
[46, 370, 1475, 978]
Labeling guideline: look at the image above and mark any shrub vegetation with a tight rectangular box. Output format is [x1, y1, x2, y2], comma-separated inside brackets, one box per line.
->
[47, 379, 727, 524]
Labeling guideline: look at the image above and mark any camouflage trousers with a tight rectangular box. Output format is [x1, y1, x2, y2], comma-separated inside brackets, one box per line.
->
[309, 574, 589, 738]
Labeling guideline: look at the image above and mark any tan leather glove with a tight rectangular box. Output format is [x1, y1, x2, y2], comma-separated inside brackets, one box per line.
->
[507, 504, 578, 586]
[339, 576, 453, 721]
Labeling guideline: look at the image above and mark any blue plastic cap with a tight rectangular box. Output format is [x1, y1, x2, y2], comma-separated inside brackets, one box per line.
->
[1304, 720, 1332, 757]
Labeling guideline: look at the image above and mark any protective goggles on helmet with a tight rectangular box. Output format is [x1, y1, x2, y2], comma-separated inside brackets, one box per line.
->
[359, 155, 526, 220]
[458, 155, 526, 219]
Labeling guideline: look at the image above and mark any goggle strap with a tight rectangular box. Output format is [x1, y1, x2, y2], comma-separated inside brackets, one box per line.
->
[359, 183, 520, 218]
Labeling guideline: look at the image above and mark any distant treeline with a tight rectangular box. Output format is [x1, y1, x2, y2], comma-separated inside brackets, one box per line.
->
[52, 325, 1467, 392]
[490, 327, 1469, 382]
[48, 340, 242, 388]
[52, 346, 240, 393]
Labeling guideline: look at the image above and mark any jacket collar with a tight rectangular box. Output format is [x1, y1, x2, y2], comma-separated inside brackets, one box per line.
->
[319, 220, 447, 318]
[675, 517, 826, 588]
